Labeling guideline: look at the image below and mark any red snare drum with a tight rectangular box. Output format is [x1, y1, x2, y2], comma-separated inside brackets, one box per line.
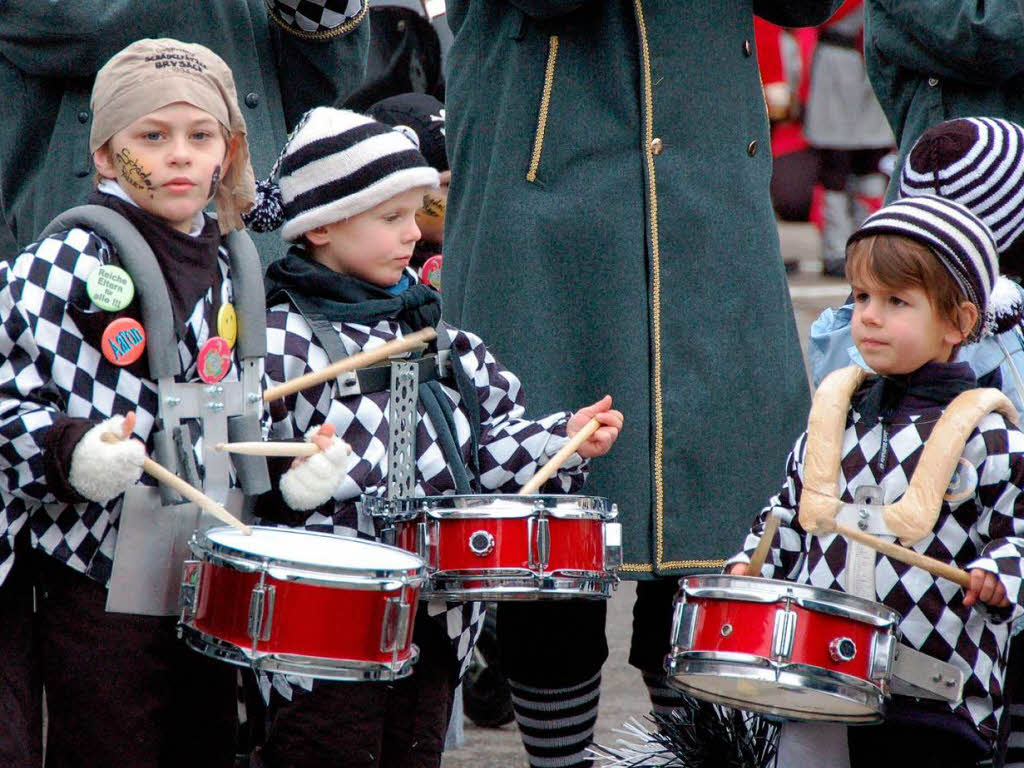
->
[179, 526, 426, 681]
[365, 494, 621, 600]
[665, 574, 900, 722]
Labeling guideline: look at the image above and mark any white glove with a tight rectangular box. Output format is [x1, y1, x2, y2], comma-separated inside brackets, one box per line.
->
[279, 428, 352, 512]
[68, 415, 146, 503]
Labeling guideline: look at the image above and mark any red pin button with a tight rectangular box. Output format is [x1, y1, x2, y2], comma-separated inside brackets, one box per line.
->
[101, 317, 146, 366]
[419, 253, 442, 291]
[197, 336, 232, 383]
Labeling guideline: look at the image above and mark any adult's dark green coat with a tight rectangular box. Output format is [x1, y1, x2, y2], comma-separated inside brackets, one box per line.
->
[864, 0, 1024, 201]
[443, 0, 839, 577]
[0, 0, 369, 265]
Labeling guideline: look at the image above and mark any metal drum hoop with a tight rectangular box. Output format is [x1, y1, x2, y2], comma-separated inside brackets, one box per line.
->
[381, 493, 617, 521]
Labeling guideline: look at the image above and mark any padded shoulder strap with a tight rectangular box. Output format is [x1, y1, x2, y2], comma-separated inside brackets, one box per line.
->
[224, 229, 266, 361]
[39, 205, 180, 378]
[798, 366, 867, 534]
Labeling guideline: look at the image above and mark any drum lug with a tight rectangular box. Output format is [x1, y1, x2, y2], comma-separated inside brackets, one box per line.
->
[603, 522, 622, 571]
[771, 606, 797, 661]
[179, 559, 202, 622]
[417, 521, 439, 569]
[247, 581, 276, 645]
[381, 596, 412, 653]
[828, 636, 857, 663]
[468, 529, 496, 557]
[529, 516, 550, 571]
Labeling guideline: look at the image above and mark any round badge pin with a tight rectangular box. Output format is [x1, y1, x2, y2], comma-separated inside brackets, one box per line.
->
[419, 254, 443, 291]
[86, 264, 134, 312]
[101, 317, 146, 366]
[217, 302, 238, 349]
[198, 336, 232, 383]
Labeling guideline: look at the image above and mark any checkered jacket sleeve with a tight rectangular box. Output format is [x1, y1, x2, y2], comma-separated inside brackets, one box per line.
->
[449, 326, 588, 494]
[725, 430, 810, 580]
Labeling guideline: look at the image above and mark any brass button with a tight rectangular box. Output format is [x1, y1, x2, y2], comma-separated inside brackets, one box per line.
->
[743, 39, 752, 57]
[650, 137, 664, 155]
[747, 140, 759, 157]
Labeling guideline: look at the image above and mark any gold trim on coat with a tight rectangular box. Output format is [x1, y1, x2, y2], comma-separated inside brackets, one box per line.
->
[527, 36, 560, 182]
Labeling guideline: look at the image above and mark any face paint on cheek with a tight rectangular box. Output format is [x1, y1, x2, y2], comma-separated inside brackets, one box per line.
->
[208, 165, 222, 201]
[114, 148, 154, 196]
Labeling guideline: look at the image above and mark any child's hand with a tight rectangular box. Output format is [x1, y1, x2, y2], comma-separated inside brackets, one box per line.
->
[280, 424, 352, 512]
[726, 563, 749, 576]
[963, 569, 1011, 608]
[567, 395, 623, 458]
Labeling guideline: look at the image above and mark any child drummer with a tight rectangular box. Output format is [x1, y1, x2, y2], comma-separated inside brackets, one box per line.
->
[727, 196, 1024, 767]
[0, 39, 261, 766]
[245, 106, 623, 768]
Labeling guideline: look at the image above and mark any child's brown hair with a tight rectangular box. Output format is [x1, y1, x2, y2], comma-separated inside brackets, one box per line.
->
[845, 233, 978, 345]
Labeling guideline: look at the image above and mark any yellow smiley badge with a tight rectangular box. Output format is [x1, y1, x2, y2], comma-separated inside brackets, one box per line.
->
[217, 302, 238, 349]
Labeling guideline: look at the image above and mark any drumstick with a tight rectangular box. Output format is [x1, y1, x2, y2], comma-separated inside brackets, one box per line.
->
[518, 418, 601, 495]
[263, 327, 437, 402]
[215, 441, 321, 458]
[101, 434, 252, 535]
[814, 517, 970, 588]
[746, 512, 782, 578]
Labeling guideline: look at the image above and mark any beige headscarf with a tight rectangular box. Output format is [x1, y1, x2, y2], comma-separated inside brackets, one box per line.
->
[90, 38, 256, 234]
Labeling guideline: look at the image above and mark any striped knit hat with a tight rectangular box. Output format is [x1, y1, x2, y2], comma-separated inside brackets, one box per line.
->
[847, 195, 1023, 339]
[244, 107, 439, 242]
[899, 117, 1024, 253]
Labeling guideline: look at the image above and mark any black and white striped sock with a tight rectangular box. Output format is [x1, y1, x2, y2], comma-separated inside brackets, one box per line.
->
[641, 672, 689, 716]
[508, 672, 602, 768]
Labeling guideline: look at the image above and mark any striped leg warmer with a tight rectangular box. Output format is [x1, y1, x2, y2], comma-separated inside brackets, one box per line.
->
[641, 672, 689, 716]
[508, 672, 602, 768]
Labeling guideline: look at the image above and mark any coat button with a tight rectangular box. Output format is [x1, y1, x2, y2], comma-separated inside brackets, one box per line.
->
[77, 110, 90, 124]
[747, 140, 759, 157]
[927, 76, 939, 87]
[743, 39, 752, 57]
[650, 137, 664, 155]
[245, 92, 260, 108]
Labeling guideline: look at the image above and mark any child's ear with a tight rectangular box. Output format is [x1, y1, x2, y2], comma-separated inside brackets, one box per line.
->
[92, 145, 118, 180]
[305, 226, 331, 246]
[950, 301, 980, 344]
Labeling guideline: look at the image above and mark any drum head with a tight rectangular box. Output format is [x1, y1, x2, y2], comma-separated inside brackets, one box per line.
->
[203, 526, 425, 573]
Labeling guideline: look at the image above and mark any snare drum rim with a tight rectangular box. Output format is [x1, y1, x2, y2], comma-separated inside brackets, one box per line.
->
[191, 526, 428, 583]
[680, 574, 902, 629]
[375, 494, 617, 521]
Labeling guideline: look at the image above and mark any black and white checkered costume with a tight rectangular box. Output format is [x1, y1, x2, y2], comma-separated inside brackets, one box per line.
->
[268, 0, 365, 35]
[0, 226, 243, 587]
[728, 385, 1024, 743]
[263, 285, 588, 686]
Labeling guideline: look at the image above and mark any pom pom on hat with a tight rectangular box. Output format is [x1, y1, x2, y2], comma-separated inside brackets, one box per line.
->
[990, 276, 1024, 335]
[243, 178, 285, 233]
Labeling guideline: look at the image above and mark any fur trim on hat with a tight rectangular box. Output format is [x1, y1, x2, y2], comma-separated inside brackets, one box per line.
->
[68, 416, 146, 503]
[989, 277, 1024, 335]
[279, 428, 353, 512]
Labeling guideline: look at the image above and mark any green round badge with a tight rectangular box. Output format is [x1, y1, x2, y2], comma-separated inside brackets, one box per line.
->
[86, 265, 135, 312]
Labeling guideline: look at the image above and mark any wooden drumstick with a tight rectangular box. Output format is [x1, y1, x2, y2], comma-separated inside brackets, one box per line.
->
[263, 327, 437, 402]
[814, 517, 970, 588]
[215, 441, 321, 458]
[518, 418, 601, 495]
[747, 512, 782, 578]
[101, 434, 252, 535]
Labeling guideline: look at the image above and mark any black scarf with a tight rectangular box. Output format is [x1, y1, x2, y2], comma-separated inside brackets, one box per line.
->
[854, 360, 977, 428]
[92, 192, 222, 337]
[264, 248, 441, 332]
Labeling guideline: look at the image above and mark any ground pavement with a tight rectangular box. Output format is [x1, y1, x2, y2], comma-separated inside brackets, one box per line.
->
[440, 222, 844, 767]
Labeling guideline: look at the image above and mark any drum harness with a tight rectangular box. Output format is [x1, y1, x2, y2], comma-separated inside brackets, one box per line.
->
[798, 365, 1021, 703]
[281, 291, 484, 508]
[39, 205, 270, 616]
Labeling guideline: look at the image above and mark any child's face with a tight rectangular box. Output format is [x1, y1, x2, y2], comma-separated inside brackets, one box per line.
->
[850, 278, 966, 375]
[307, 186, 425, 286]
[414, 170, 449, 244]
[92, 102, 231, 233]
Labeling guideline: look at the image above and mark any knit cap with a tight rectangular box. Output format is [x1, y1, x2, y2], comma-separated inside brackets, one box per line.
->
[899, 117, 1024, 253]
[245, 107, 439, 241]
[367, 93, 448, 172]
[847, 195, 1023, 340]
[90, 38, 255, 234]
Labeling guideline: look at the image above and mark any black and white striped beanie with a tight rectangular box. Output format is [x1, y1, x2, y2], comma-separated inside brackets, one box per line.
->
[899, 117, 1024, 253]
[244, 106, 439, 242]
[847, 195, 1023, 339]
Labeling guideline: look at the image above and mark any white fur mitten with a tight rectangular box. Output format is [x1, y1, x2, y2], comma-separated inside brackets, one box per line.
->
[279, 428, 352, 512]
[68, 415, 146, 503]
